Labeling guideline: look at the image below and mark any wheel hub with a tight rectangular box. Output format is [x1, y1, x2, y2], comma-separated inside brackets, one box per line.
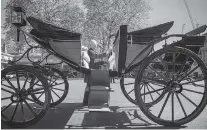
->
[11, 89, 28, 102]
[168, 81, 183, 93]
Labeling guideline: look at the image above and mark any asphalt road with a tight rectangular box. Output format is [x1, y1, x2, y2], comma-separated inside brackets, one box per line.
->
[1, 79, 207, 129]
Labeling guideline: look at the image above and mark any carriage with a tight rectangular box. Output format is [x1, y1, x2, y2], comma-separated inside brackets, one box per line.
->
[1, 7, 207, 128]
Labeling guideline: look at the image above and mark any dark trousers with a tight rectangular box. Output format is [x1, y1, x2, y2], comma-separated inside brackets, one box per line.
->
[110, 78, 115, 83]
[82, 86, 89, 106]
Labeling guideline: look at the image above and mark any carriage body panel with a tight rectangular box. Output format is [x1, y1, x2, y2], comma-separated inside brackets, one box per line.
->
[49, 39, 81, 65]
[114, 22, 174, 74]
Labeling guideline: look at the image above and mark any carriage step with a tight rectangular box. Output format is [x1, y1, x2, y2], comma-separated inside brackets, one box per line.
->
[90, 86, 114, 92]
[89, 107, 112, 112]
[87, 70, 111, 109]
[110, 88, 114, 92]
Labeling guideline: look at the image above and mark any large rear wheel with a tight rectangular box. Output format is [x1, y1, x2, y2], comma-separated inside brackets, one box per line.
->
[135, 46, 207, 126]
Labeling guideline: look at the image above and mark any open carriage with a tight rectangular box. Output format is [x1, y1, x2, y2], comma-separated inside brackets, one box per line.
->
[1, 7, 207, 128]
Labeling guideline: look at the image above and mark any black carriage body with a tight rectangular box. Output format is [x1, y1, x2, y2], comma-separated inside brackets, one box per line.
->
[113, 21, 174, 75]
[25, 17, 91, 74]
[12, 12, 206, 77]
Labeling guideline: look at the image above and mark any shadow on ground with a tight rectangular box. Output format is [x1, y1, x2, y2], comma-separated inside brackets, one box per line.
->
[1, 103, 186, 129]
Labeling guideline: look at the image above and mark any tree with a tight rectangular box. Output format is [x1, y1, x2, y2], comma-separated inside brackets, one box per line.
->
[82, 0, 151, 52]
[2, 0, 151, 54]
[2, 0, 85, 53]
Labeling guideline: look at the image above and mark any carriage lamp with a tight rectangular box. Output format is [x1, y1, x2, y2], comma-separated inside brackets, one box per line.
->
[11, 6, 26, 42]
[11, 6, 26, 26]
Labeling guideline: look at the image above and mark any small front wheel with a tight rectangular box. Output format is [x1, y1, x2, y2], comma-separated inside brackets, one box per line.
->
[1, 65, 51, 128]
[31, 68, 69, 107]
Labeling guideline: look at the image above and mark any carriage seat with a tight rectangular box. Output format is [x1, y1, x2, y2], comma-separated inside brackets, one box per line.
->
[27, 16, 81, 40]
[128, 21, 174, 44]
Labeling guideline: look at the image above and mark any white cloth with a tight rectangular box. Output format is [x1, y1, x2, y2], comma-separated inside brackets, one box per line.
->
[81, 51, 90, 68]
[108, 52, 116, 70]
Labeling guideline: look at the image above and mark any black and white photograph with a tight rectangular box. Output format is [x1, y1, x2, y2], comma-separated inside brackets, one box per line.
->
[1, 0, 207, 129]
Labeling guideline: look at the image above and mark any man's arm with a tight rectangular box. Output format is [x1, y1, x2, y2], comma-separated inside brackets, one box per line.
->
[88, 49, 108, 59]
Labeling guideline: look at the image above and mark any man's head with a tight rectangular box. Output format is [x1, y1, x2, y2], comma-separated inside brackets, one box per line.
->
[90, 39, 98, 49]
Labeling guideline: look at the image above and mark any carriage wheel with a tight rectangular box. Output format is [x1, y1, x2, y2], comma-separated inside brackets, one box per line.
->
[31, 68, 69, 107]
[1, 65, 51, 128]
[135, 46, 207, 126]
[120, 68, 166, 106]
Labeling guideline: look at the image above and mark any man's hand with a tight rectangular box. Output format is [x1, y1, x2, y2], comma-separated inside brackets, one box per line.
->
[106, 49, 112, 56]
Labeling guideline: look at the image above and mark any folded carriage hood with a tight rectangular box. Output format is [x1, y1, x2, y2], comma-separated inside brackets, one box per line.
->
[128, 21, 174, 37]
[26, 16, 81, 40]
[185, 25, 207, 36]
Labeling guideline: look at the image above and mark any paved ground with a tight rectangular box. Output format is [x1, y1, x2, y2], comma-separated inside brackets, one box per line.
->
[1, 79, 207, 129]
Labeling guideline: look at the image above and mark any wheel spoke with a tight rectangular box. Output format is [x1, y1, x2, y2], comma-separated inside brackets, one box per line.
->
[16, 72, 21, 90]
[51, 95, 54, 103]
[1, 88, 14, 94]
[24, 100, 37, 116]
[26, 97, 35, 102]
[146, 84, 154, 101]
[158, 92, 171, 118]
[172, 52, 176, 80]
[124, 82, 134, 86]
[149, 82, 165, 88]
[144, 84, 146, 102]
[180, 93, 197, 107]
[190, 83, 204, 88]
[37, 92, 44, 100]
[22, 73, 29, 90]
[2, 102, 13, 112]
[51, 89, 61, 98]
[4, 77, 17, 92]
[143, 77, 166, 86]
[127, 88, 134, 95]
[147, 83, 161, 95]
[140, 84, 144, 90]
[31, 91, 46, 95]
[175, 93, 187, 117]
[171, 92, 174, 121]
[10, 101, 19, 121]
[29, 80, 40, 90]
[183, 88, 204, 95]
[1, 83, 16, 91]
[1, 97, 11, 100]
[52, 87, 65, 92]
[50, 79, 58, 86]
[51, 82, 65, 87]
[178, 65, 200, 82]
[20, 102, 25, 122]
[29, 87, 44, 93]
[141, 88, 165, 96]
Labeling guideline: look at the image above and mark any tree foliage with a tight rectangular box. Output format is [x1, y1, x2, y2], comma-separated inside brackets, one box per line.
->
[2, 0, 150, 53]
[82, 0, 150, 51]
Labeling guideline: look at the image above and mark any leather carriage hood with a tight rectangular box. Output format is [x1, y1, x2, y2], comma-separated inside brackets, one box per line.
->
[27, 16, 81, 40]
[128, 21, 174, 37]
